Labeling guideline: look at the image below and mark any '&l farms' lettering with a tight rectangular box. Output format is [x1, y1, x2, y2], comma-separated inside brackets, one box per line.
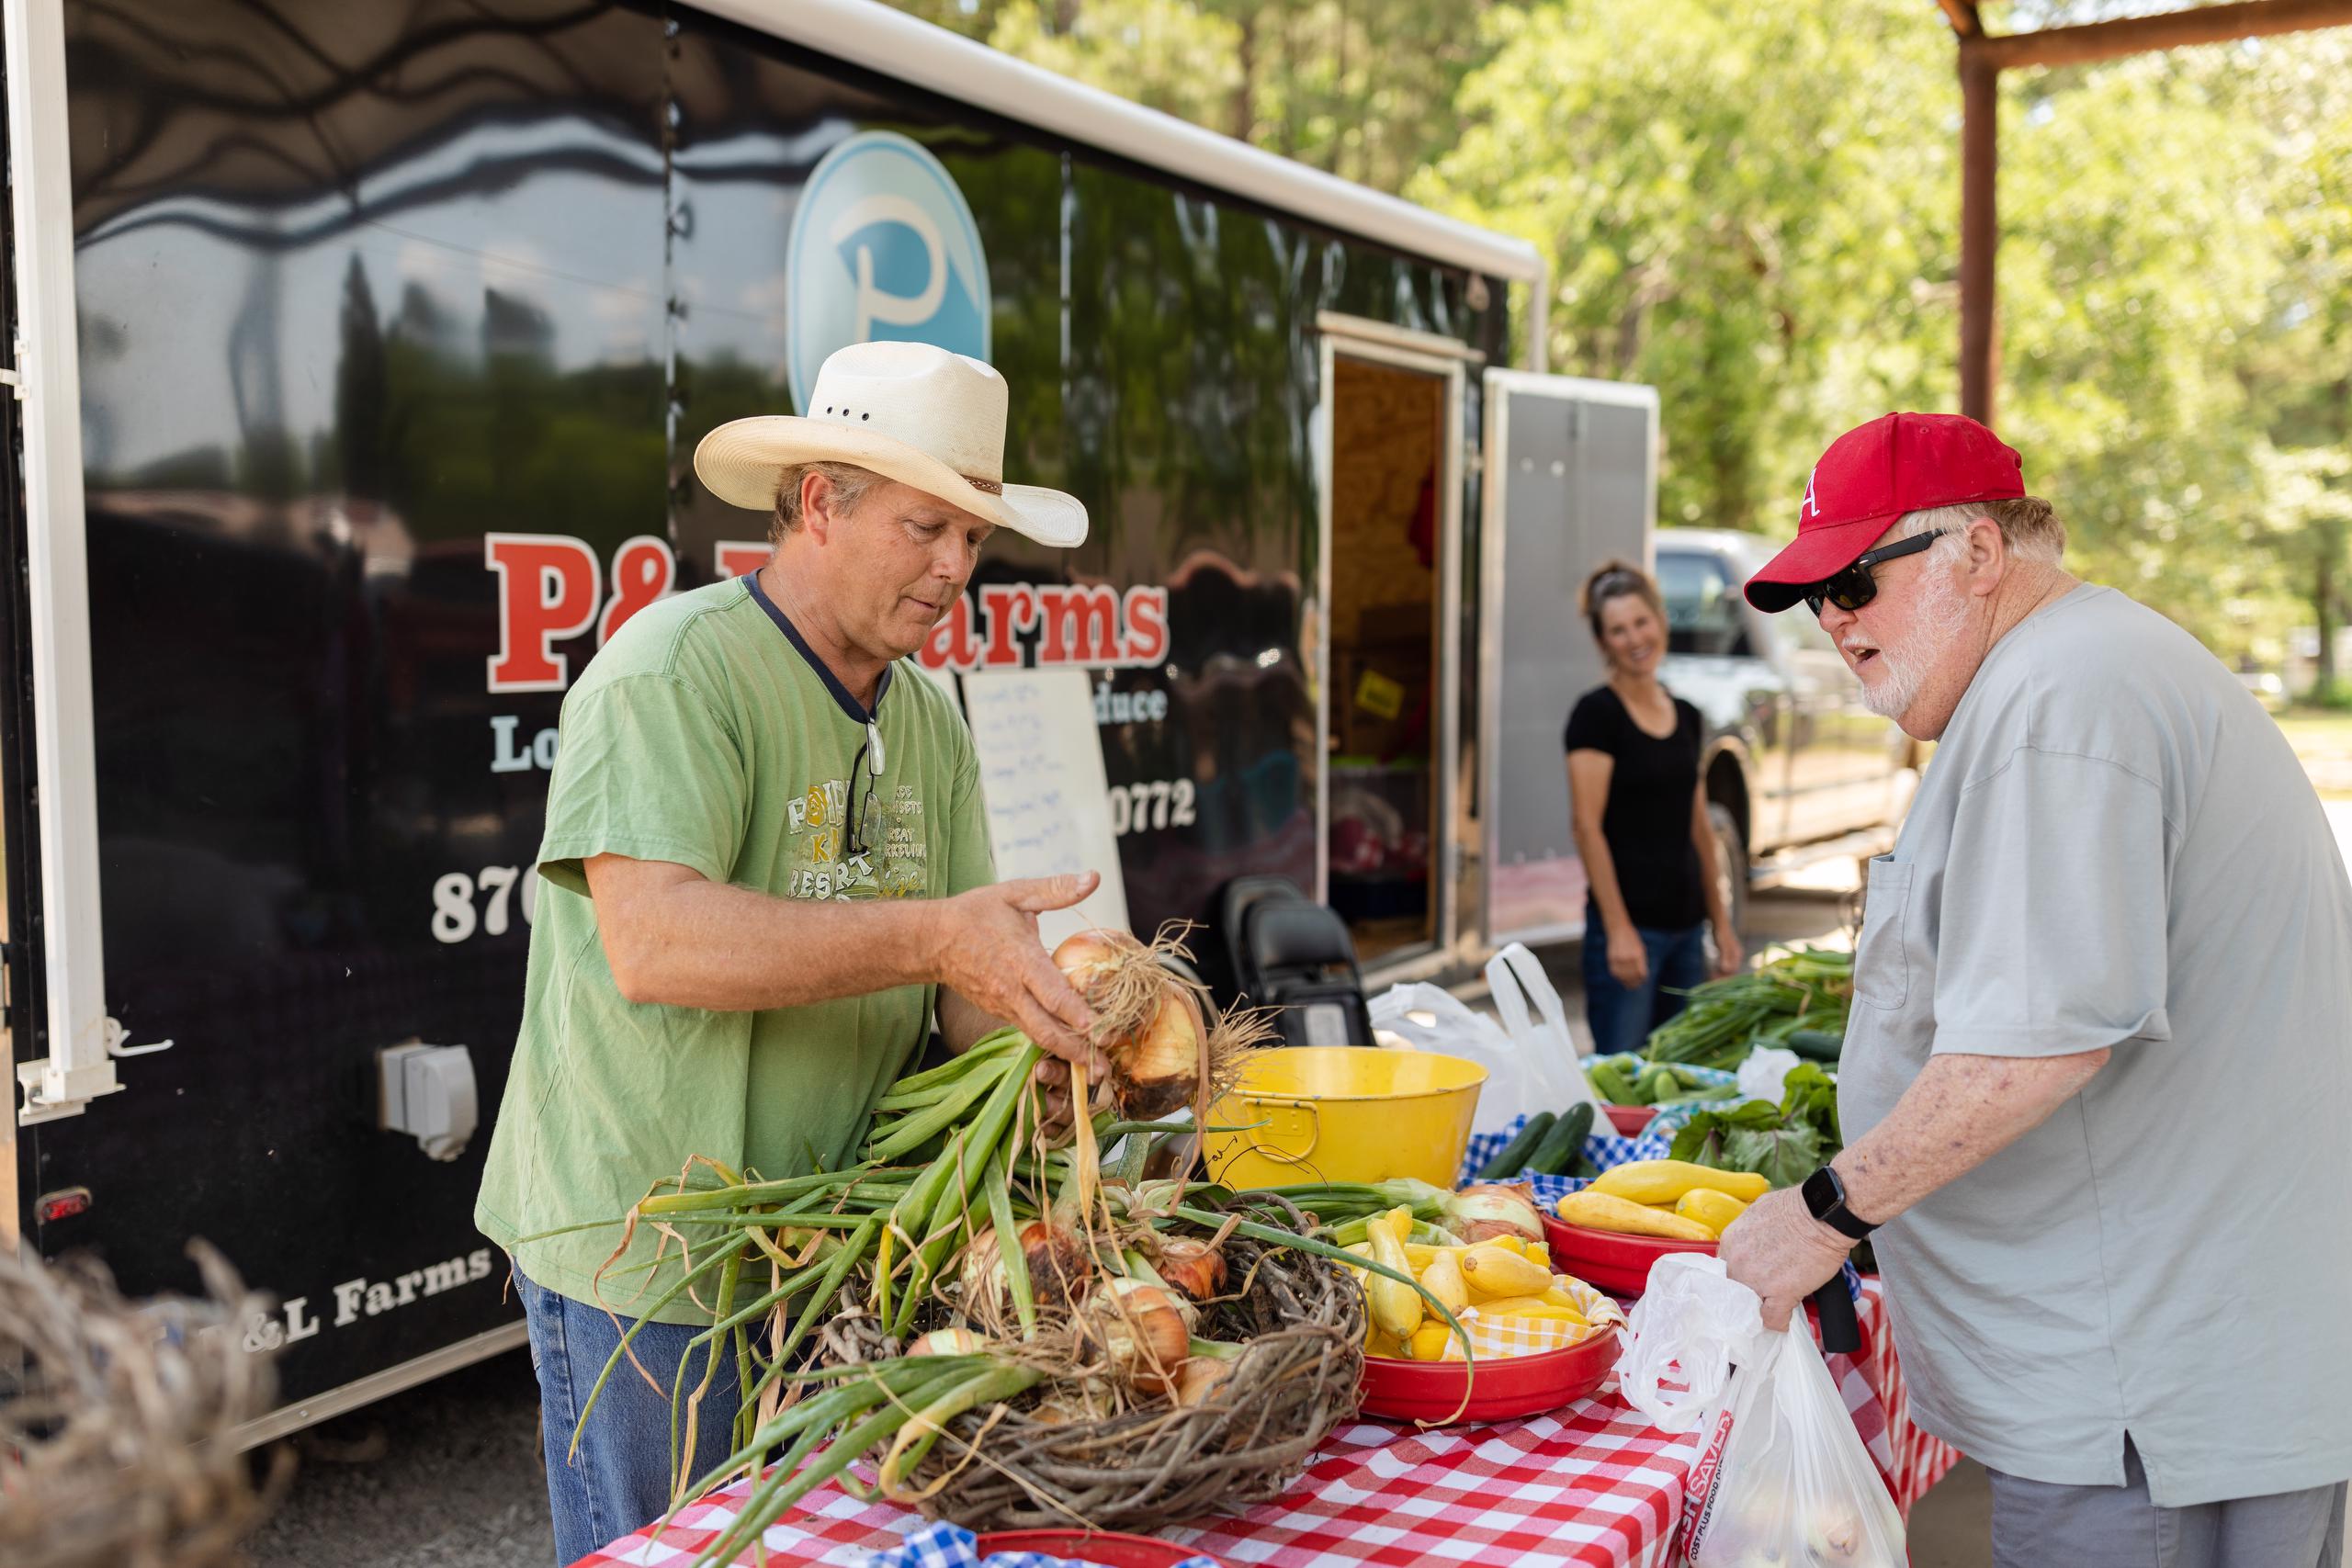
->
[243, 1247, 496, 1353]
[486, 534, 1170, 694]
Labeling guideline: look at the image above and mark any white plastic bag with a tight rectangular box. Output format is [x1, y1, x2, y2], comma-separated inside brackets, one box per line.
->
[1736, 1045, 1804, 1108]
[1682, 1325, 1907, 1567]
[1483, 942, 1611, 1122]
[1619, 1257, 1905, 1567]
[1616, 1254, 1762, 1432]
[1368, 982, 1547, 1136]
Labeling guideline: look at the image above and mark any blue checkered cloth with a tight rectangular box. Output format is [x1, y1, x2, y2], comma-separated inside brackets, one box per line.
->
[860, 1519, 1218, 1568]
[1454, 1112, 1675, 1209]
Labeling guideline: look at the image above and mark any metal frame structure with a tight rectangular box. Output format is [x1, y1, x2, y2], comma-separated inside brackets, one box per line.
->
[1311, 315, 1475, 982]
[4, 0, 119, 1127]
[1938, 0, 2352, 425]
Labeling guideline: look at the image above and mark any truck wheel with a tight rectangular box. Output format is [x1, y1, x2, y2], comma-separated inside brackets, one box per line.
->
[1707, 801, 1747, 944]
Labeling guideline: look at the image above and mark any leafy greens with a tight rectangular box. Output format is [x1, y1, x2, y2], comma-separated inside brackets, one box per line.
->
[1668, 1063, 1842, 1189]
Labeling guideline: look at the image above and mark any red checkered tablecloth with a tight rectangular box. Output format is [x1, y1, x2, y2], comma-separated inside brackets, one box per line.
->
[572, 1280, 1958, 1568]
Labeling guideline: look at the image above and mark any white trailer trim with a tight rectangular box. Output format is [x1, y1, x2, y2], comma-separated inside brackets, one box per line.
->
[6, 0, 120, 1125]
[703, 0, 1549, 299]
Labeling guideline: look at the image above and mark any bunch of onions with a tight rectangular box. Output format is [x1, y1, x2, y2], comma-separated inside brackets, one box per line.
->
[1079, 1277, 1191, 1398]
[1051, 928, 1221, 1120]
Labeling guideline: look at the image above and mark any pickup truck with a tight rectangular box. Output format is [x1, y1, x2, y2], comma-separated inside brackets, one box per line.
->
[1654, 528, 1919, 929]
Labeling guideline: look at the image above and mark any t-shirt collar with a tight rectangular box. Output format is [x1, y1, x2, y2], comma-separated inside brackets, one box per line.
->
[742, 570, 892, 728]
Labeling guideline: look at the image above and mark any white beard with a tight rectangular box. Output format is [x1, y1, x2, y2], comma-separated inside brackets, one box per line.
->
[1858, 564, 1970, 722]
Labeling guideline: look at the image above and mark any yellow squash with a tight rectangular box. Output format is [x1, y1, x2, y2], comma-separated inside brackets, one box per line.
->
[1408, 1321, 1454, 1361]
[1458, 1243, 1557, 1299]
[1363, 1206, 1425, 1339]
[1674, 1187, 1750, 1238]
[1468, 1295, 1584, 1322]
[1555, 1189, 1718, 1242]
[1589, 1159, 1770, 1207]
[1419, 1247, 1470, 1314]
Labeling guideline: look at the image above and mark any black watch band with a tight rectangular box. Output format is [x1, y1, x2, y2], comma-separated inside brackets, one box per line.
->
[1802, 1165, 1878, 1242]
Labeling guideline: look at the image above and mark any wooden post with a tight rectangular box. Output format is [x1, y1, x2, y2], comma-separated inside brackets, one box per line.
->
[1958, 48, 1998, 428]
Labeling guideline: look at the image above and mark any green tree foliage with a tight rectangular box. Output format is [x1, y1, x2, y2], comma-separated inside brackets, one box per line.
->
[906, 0, 2352, 663]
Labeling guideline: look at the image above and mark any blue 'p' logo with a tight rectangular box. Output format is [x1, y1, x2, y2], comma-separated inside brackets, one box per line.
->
[786, 131, 990, 415]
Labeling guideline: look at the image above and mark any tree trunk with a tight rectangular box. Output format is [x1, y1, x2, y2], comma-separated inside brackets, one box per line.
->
[1230, 14, 1255, 143]
[2317, 532, 2338, 696]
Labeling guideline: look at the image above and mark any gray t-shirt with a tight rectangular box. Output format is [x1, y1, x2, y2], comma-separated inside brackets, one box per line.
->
[1841, 583, 2352, 1507]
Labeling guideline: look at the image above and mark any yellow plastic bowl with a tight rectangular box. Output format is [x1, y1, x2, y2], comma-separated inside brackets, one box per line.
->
[1202, 1047, 1488, 1190]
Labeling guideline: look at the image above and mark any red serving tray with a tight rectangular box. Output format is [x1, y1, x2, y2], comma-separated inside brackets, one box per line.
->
[1358, 1326, 1619, 1424]
[1543, 1214, 1718, 1299]
[1600, 1102, 1656, 1137]
[977, 1529, 1220, 1567]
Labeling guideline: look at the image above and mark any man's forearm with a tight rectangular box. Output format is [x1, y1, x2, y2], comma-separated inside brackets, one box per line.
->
[608, 875, 944, 1011]
[1834, 1047, 2109, 1225]
[937, 987, 1004, 1053]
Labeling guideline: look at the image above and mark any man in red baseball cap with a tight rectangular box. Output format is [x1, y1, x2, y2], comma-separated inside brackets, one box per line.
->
[1719, 412, 2352, 1565]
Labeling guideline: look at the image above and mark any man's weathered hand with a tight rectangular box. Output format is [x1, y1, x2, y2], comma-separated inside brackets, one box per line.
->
[932, 873, 1109, 1077]
[1716, 1185, 1853, 1332]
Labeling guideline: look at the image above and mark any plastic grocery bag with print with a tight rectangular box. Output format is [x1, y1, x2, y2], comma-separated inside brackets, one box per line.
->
[1618, 1254, 1905, 1568]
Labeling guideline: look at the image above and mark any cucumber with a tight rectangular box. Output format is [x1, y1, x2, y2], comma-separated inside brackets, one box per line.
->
[1528, 1102, 1596, 1176]
[1586, 1059, 1638, 1105]
[1479, 1112, 1556, 1179]
[1785, 1028, 1845, 1062]
[1632, 1063, 1681, 1105]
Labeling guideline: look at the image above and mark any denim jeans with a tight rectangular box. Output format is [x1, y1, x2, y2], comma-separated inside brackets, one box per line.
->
[1580, 900, 1711, 1057]
[515, 1266, 743, 1568]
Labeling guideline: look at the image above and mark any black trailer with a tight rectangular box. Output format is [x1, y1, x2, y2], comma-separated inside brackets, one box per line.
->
[0, 0, 1656, 1437]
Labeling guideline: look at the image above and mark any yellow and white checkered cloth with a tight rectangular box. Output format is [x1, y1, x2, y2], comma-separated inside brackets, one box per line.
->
[1436, 1276, 1627, 1360]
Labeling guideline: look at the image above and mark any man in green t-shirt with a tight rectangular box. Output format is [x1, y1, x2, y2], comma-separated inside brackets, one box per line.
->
[476, 343, 1103, 1565]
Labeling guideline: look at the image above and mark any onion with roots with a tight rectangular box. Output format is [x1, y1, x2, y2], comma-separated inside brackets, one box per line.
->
[1079, 1277, 1191, 1398]
[1053, 927, 1258, 1122]
[1149, 1236, 1228, 1304]
[1442, 1183, 1545, 1245]
[961, 1221, 1088, 1322]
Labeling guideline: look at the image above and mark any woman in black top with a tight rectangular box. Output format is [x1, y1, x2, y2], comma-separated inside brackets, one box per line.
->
[1565, 561, 1742, 1055]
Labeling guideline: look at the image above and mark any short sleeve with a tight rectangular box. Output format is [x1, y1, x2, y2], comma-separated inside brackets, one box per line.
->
[1932, 746, 2174, 1058]
[1564, 691, 1616, 756]
[943, 739, 996, 898]
[536, 673, 748, 897]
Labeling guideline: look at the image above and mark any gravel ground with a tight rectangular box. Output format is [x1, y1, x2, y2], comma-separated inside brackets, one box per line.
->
[237, 885, 1992, 1568]
[243, 1346, 554, 1568]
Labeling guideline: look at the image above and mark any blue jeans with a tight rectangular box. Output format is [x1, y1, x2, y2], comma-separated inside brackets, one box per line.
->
[1581, 901, 1710, 1057]
[515, 1266, 743, 1568]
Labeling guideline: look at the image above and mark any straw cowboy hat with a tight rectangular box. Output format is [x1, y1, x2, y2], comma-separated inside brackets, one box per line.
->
[693, 341, 1088, 548]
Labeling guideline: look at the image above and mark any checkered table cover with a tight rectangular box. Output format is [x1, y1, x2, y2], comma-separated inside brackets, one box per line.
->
[570, 1281, 1958, 1568]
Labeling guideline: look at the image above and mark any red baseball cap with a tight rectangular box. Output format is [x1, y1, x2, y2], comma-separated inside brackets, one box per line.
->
[1745, 412, 2026, 612]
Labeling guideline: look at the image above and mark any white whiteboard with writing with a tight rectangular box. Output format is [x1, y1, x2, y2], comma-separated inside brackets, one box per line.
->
[960, 667, 1131, 952]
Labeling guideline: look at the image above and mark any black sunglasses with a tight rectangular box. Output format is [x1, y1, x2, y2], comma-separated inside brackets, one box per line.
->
[1804, 530, 1948, 616]
[844, 719, 887, 862]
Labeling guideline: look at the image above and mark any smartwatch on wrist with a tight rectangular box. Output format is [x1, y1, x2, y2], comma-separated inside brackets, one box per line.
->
[1802, 1165, 1878, 1242]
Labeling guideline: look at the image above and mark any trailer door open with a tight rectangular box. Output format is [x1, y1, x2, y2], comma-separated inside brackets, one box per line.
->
[1314, 318, 1473, 976]
[1477, 372, 1658, 948]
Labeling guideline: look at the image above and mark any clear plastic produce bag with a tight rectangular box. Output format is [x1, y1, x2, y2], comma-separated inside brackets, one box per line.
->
[1618, 1256, 1905, 1568]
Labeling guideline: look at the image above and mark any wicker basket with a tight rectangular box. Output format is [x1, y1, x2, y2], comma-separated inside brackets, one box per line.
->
[825, 1195, 1365, 1534]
